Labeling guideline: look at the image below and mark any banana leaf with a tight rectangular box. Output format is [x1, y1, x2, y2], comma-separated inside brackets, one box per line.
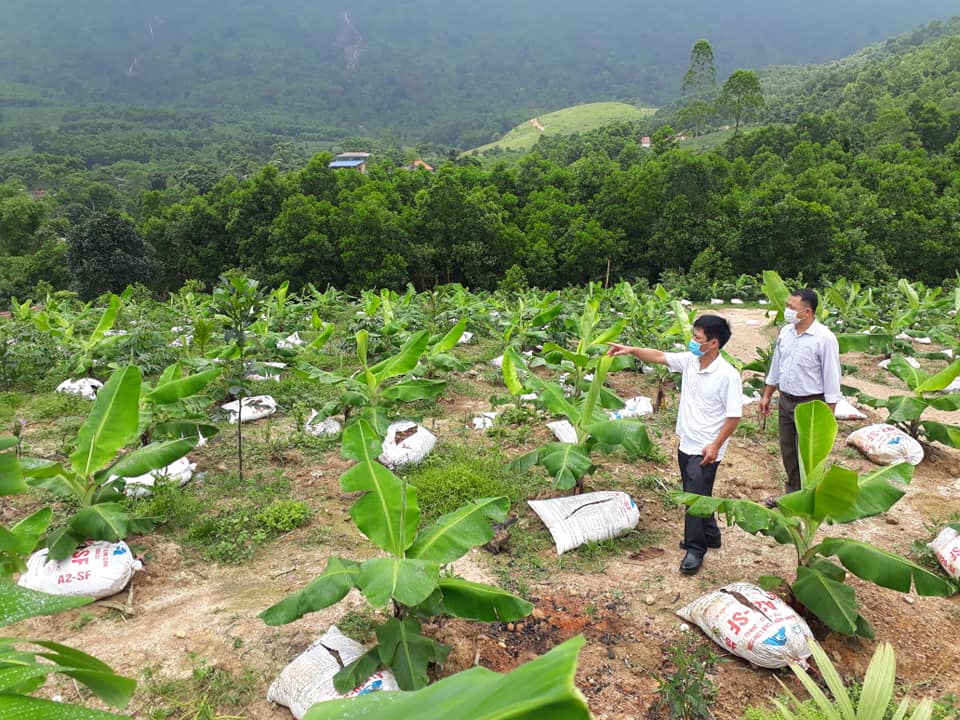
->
[260, 557, 361, 625]
[303, 635, 590, 719]
[407, 498, 509, 564]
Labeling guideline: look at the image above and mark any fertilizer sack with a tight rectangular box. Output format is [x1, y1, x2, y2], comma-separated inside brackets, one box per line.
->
[18, 541, 142, 598]
[267, 625, 399, 719]
[676, 582, 813, 669]
[378, 420, 436, 468]
[109, 456, 196, 498]
[222, 395, 278, 424]
[55, 378, 103, 400]
[528, 491, 640, 555]
[929, 526, 960, 580]
[846, 424, 924, 466]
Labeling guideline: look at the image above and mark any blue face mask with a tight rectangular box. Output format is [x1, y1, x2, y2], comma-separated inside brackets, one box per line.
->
[688, 339, 705, 357]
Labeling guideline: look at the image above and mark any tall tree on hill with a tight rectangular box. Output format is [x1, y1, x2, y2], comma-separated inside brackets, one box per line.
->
[717, 69, 764, 134]
[66, 211, 153, 300]
[681, 39, 717, 138]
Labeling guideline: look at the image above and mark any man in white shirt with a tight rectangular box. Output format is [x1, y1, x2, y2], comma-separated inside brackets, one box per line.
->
[759, 288, 842, 502]
[608, 315, 742, 575]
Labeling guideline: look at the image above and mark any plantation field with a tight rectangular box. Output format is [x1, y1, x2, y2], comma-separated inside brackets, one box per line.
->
[465, 102, 657, 155]
[2, 277, 960, 719]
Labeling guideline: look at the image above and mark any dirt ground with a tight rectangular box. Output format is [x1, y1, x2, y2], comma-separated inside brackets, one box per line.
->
[10, 307, 960, 719]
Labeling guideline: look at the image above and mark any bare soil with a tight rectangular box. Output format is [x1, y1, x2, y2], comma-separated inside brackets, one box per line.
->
[10, 307, 960, 719]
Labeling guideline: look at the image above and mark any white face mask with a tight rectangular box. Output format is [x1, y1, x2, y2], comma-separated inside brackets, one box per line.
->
[784, 308, 800, 324]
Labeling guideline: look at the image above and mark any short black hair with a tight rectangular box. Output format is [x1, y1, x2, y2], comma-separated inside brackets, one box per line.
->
[791, 288, 819, 312]
[693, 315, 732, 348]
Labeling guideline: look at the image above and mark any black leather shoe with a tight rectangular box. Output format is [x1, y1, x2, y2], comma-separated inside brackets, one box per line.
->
[678, 537, 721, 550]
[680, 551, 703, 575]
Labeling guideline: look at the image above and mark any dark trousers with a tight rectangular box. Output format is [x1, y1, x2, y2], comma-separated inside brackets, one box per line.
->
[777, 391, 825, 494]
[678, 450, 720, 557]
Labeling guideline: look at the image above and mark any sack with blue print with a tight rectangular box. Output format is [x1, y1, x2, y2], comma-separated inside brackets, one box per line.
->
[267, 625, 398, 719]
[676, 582, 813, 669]
[846, 423, 924, 466]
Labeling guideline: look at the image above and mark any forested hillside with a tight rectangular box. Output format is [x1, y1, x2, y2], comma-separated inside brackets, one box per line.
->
[3, 10, 960, 301]
[1, 0, 956, 146]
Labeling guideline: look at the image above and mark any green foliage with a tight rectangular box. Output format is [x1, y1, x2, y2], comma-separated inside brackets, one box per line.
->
[140, 654, 257, 720]
[66, 212, 154, 301]
[261, 419, 533, 692]
[772, 641, 935, 720]
[301, 635, 591, 720]
[855, 356, 960, 447]
[17, 365, 199, 559]
[403, 443, 541, 523]
[674, 401, 957, 637]
[254, 499, 312, 534]
[648, 633, 721, 720]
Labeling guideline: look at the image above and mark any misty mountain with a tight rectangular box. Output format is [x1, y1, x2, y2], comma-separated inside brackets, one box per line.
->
[1, 1, 957, 145]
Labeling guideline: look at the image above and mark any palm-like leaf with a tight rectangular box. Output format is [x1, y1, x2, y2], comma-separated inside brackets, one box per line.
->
[70, 367, 141, 480]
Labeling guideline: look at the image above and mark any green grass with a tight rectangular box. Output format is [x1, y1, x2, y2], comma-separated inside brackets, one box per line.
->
[466, 102, 656, 155]
[141, 654, 259, 720]
[403, 442, 543, 523]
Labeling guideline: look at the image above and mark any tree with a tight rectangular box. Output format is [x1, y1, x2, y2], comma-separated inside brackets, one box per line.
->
[681, 39, 717, 138]
[66, 211, 154, 299]
[718, 69, 764, 134]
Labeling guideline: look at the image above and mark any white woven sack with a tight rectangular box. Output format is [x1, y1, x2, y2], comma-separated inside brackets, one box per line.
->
[471, 412, 498, 430]
[846, 424, 924, 466]
[55, 378, 103, 400]
[245, 362, 286, 382]
[608, 396, 654, 419]
[458, 331, 474, 345]
[222, 395, 278, 424]
[834, 397, 866, 421]
[267, 625, 398, 719]
[305, 411, 342, 438]
[278, 332, 306, 349]
[110, 456, 196, 498]
[528, 491, 640, 555]
[378, 421, 436, 468]
[676, 582, 813, 669]
[878, 357, 920, 369]
[928, 526, 960, 580]
[18, 541, 142, 598]
[547, 419, 578, 444]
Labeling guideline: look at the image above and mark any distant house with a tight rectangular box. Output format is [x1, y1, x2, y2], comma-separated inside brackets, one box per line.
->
[402, 159, 434, 171]
[640, 136, 652, 149]
[329, 151, 371, 173]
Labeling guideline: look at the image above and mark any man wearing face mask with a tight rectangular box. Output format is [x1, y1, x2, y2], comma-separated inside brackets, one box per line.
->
[759, 288, 841, 505]
[608, 315, 742, 575]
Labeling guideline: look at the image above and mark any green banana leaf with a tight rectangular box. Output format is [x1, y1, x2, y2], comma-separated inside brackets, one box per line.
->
[926, 394, 960, 412]
[1, 581, 91, 626]
[828, 464, 910, 523]
[340, 420, 419, 555]
[435, 577, 533, 621]
[0, 441, 25, 496]
[380, 379, 447, 403]
[791, 565, 863, 636]
[885, 395, 929, 423]
[921, 420, 960, 448]
[106, 437, 198, 478]
[502, 346, 527, 396]
[303, 635, 590, 719]
[0, 508, 52, 578]
[583, 420, 655, 459]
[70, 367, 141, 480]
[794, 401, 835, 485]
[836, 333, 895, 354]
[761, 270, 790, 320]
[376, 617, 449, 691]
[886, 356, 925, 391]
[537, 443, 594, 490]
[369, 331, 430, 384]
[0, 694, 132, 719]
[260, 557, 360, 625]
[429, 318, 468, 355]
[356, 558, 440, 607]
[915, 358, 960, 393]
[144, 367, 221, 404]
[815, 538, 956, 596]
[406, 498, 509, 564]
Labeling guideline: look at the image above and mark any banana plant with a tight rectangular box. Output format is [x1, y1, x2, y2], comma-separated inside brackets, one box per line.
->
[138, 362, 222, 445]
[301, 636, 591, 720]
[509, 353, 655, 493]
[18, 366, 200, 559]
[760, 269, 791, 322]
[31, 292, 125, 375]
[1, 438, 136, 719]
[674, 401, 956, 637]
[853, 356, 960, 447]
[298, 325, 461, 436]
[260, 418, 532, 691]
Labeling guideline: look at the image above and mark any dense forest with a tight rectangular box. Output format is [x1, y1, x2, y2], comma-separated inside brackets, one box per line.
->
[3, 11, 960, 300]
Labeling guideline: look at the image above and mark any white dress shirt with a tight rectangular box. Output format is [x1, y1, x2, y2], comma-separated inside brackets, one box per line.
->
[665, 352, 743, 460]
[765, 319, 842, 403]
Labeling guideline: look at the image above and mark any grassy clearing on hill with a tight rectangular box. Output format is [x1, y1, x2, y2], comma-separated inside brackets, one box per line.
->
[467, 101, 656, 155]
